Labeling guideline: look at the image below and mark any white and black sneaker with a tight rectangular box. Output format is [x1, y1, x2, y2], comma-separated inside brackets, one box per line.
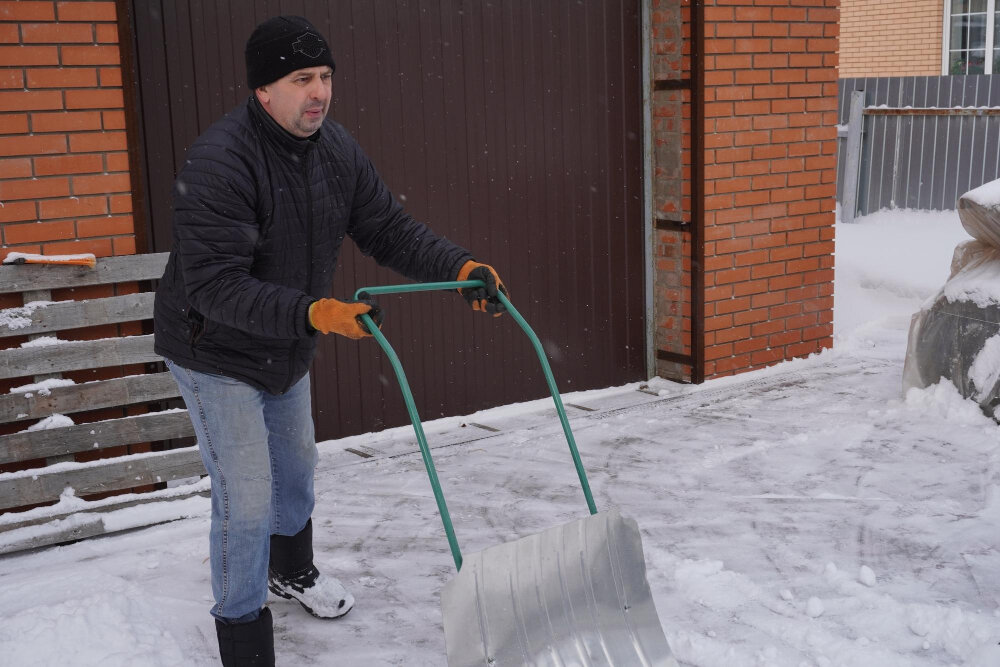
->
[268, 565, 355, 619]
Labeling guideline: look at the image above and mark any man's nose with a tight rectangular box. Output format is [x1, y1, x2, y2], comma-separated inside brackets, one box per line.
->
[309, 79, 330, 101]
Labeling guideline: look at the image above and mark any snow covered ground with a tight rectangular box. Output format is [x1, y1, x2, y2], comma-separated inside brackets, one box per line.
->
[2, 209, 1000, 666]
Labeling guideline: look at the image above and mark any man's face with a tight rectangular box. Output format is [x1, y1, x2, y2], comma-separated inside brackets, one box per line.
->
[255, 65, 333, 138]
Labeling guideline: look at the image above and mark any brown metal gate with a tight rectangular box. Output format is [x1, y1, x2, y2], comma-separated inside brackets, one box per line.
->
[124, 0, 645, 440]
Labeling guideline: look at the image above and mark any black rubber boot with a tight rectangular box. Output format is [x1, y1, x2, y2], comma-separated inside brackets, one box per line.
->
[269, 519, 314, 579]
[215, 607, 274, 667]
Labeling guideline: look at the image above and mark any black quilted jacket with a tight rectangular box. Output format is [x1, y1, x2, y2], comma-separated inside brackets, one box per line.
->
[153, 96, 471, 394]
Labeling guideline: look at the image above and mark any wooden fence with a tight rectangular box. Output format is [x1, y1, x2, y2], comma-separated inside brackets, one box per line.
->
[0, 253, 205, 554]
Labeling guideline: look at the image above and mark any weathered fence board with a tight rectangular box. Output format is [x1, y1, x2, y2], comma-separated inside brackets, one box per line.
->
[0, 253, 200, 554]
[0, 293, 154, 338]
[0, 447, 204, 511]
[0, 334, 158, 380]
[0, 411, 194, 467]
[0, 372, 181, 423]
[0, 490, 208, 555]
[0, 253, 168, 293]
[0, 484, 207, 534]
[2, 515, 108, 554]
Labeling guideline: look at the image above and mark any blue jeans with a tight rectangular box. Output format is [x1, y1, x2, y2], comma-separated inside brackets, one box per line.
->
[167, 360, 319, 623]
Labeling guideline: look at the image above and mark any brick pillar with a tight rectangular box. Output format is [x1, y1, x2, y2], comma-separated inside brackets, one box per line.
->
[701, 1, 838, 377]
[651, 0, 693, 382]
[0, 0, 136, 261]
[652, 0, 838, 381]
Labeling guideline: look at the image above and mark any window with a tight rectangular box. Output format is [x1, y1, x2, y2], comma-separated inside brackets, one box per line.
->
[944, 0, 998, 74]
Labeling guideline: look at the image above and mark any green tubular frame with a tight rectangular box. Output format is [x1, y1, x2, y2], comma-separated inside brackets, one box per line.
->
[353, 280, 598, 571]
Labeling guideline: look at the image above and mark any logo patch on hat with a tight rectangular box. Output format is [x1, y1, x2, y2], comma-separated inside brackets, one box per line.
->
[292, 32, 325, 59]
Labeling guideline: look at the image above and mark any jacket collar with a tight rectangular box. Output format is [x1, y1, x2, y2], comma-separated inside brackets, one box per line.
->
[248, 94, 321, 156]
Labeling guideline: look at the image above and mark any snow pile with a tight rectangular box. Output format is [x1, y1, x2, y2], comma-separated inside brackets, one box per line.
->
[20, 336, 63, 348]
[23, 414, 73, 432]
[665, 554, 1000, 666]
[904, 379, 992, 425]
[101, 495, 208, 533]
[0, 301, 54, 331]
[902, 197, 1000, 419]
[10, 378, 76, 396]
[964, 177, 1000, 208]
[833, 208, 970, 339]
[0, 579, 189, 667]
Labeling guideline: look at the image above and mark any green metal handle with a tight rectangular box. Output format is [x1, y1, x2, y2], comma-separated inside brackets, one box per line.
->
[353, 280, 598, 571]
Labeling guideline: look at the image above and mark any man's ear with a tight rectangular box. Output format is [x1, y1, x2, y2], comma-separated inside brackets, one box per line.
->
[254, 86, 270, 106]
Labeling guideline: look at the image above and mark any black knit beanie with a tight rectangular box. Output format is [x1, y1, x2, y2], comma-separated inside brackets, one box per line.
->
[245, 16, 336, 89]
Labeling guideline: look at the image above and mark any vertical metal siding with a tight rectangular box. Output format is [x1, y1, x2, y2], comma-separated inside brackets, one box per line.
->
[128, 1, 645, 440]
[892, 78, 913, 210]
[838, 74, 1000, 217]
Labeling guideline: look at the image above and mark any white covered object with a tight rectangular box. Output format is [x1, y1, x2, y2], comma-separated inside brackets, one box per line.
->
[958, 177, 1000, 249]
[903, 239, 1000, 420]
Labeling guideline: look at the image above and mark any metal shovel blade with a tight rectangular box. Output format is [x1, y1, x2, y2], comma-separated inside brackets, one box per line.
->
[441, 510, 677, 667]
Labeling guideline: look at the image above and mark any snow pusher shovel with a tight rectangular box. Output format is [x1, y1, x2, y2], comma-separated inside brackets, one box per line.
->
[355, 280, 677, 667]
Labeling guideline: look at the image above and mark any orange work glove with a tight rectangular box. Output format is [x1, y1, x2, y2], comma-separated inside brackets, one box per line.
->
[308, 297, 383, 339]
[456, 260, 508, 316]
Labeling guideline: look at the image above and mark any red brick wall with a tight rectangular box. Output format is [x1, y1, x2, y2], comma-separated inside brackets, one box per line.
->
[0, 2, 148, 494]
[0, 0, 135, 261]
[652, 0, 838, 381]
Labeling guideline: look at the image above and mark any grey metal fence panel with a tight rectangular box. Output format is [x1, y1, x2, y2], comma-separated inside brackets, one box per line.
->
[835, 79, 849, 203]
[988, 86, 1000, 190]
[837, 75, 1000, 217]
[914, 78, 932, 208]
[923, 78, 939, 210]
[895, 78, 916, 209]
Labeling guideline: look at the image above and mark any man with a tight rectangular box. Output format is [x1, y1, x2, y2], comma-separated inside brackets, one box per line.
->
[153, 15, 506, 666]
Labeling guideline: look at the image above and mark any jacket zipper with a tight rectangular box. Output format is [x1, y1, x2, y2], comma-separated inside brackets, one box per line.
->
[281, 144, 314, 394]
[187, 309, 205, 359]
